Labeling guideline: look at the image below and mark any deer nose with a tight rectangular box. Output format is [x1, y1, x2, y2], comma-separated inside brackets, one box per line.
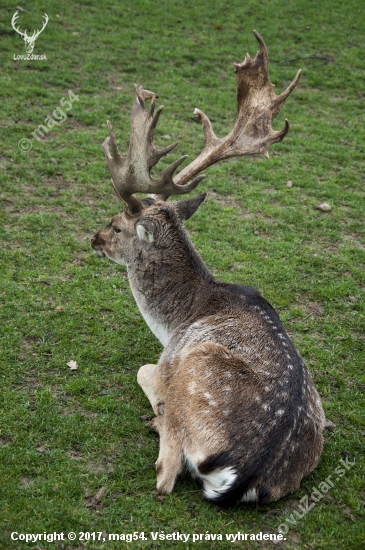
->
[91, 233, 105, 247]
[91, 234, 106, 257]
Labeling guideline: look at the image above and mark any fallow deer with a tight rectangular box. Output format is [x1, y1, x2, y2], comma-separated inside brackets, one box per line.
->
[91, 32, 325, 507]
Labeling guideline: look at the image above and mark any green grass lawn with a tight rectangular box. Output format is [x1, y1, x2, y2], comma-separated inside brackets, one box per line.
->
[0, 0, 364, 548]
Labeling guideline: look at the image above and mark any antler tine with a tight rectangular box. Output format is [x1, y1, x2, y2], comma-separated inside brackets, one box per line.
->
[39, 13, 49, 32]
[11, 11, 26, 38]
[170, 31, 300, 189]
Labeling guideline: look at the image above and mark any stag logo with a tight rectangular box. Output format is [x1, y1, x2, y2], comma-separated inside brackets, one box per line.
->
[11, 10, 49, 55]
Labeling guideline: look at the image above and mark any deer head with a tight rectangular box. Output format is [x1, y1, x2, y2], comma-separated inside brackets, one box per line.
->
[93, 31, 300, 267]
[11, 11, 49, 54]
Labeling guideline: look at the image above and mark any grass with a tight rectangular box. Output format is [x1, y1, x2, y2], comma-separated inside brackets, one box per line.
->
[0, 0, 364, 548]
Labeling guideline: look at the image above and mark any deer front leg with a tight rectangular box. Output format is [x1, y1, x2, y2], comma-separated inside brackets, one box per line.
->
[137, 364, 164, 416]
[155, 418, 183, 494]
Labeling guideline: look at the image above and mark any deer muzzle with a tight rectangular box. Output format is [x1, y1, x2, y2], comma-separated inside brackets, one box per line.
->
[91, 233, 106, 257]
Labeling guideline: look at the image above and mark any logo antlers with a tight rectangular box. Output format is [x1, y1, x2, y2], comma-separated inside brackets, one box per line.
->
[11, 11, 49, 54]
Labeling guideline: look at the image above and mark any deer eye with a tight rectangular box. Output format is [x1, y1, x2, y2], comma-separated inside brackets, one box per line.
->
[113, 226, 121, 234]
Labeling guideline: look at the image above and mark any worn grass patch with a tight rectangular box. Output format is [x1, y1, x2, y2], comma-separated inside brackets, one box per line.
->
[0, 0, 364, 549]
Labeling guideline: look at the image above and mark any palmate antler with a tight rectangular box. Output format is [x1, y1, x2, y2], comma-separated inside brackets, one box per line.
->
[103, 31, 301, 215]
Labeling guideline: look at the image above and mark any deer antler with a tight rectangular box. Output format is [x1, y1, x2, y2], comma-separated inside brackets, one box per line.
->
[103, 86, 205, 214]
[103, 31, 301, 215]
[11, 11, 26, 40]
[32, 13, 49, 40]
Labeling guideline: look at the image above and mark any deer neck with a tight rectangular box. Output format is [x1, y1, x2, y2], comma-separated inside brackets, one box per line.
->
[126, 231, 213, 346]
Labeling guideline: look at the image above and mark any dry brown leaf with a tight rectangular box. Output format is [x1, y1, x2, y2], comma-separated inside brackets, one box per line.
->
[140, 414, 154, 421]
[84, 486, 107, 508]
[36, 444, 49, 454]
[19, 477, 34, 488]
[342, 507, 355, 521]
[324, 418, 336, 431]
[316, 202, 332, 212]
[67, 360, 78, 370]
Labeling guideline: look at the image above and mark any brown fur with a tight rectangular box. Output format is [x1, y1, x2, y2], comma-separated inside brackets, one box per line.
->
[92, 197, 325, 507]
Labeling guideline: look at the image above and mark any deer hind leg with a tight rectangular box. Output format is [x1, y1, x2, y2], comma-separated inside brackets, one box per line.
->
[155, 417, 183, 494]
[137, 364, 164, 416]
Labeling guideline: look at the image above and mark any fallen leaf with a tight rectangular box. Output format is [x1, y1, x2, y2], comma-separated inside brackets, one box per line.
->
[316, 202, 332, 212]
[84, 486, 107, 508]
[67, 450, 81, 459]
[54, 306, 64, 312]
[67, 360, 78, 370]
[342, 507, 355, 521]
[19, 477, 34, 488]
[324, 418, 336, 431]
[36, 444, 49, 454]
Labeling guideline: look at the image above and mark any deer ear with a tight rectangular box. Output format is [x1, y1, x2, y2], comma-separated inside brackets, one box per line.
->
[136, 220, 155, 243]
[174, 193, 207, 221]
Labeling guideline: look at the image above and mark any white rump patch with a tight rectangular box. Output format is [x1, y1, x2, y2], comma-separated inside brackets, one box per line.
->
[201, 467, 237, 500]
[241, 488, 258, 503]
